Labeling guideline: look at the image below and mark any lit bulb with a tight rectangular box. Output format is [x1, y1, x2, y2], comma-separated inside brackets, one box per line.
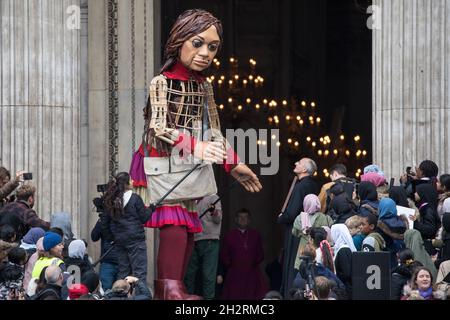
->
[218, 79, 223, 84]
[345, 150, 350, 156]
[234, 75, 239, 80]
[274, 119, 280, 124]
[262, 140, 267, 146]
[249, 75, 254, 80]
[311, 102, 316, 107]
[257, 140, 262, 145]
[282, 100, 287, 106]
[306, 137, 311, 142]
[238, 105, 243, 111]
[271, 134, 276, 140]
[354, 135, 361, 142]
[229, 80, 233, 85]
[260, 77, 264, 82]
[254, 79, 259, 84]
[324, 150, 330, 156]
[316, 117, 321, 123]
[268, 117, 273, 123]
[362, 150, 367, 156]
[340, 135, 345, 140]
[230, 57, 235, 63]
[357, 169, 362, 173]
[309, 116, 314, 121]
[246, 98, 251, 104]
[333, 149, 338, 155]
[286, 115, 291, 120]
[356, 172, 360, 178]
[318, 150, 323, 156]
[228, 97, 233, 103]
[213, 58, 218, 63]
[263, 99, 268, 104]
[320, 137, 324, 142]
[288, 139, 293, 144]
[325, 172, 330, 177]
[243, 79, 248, 84]
[294, 141, 299, 147]
[276, 142, 281, 147]
[299, 120, 304, 125]
[323, 169, 328, 173]
[311, 142, 316, 147]
[301, 101, 307, 107]
[216, 61, 221, 66]
[314, 172, 318, 177]
[219, 104, 224, 110]
[296, 116, 301, 121]
[220, 75, 225, 80]
[255, 104, 260, 109]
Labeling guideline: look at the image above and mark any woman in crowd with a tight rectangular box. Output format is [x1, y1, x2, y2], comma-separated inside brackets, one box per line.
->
[292, 194, 333, 270]
[357, 181, 379, 216]
[401, 266, 445, 300]
[31, 232, 65, 280]
[19, 227, 45, 257]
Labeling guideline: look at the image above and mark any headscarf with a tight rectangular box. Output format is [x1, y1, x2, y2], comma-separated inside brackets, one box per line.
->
[331, 194, 355, 216]
[299, 194, 321, 232]
[360, 172, 386, 187]
[389, 186, 409, 207]
[378, 198, 398, 220]
[50, 212, 74, 242]
[415, 183, 438, 210]
[358, 181, 378, 201]
[331, 224, 356, 259]
[68, 239, 86, 259]
[363, 164, 385, 176]
[22, 227, 46, 245]
[404, 229, 437, 281]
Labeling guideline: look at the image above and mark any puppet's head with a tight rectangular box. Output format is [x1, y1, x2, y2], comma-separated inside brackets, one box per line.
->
[161, 9, 223, 73]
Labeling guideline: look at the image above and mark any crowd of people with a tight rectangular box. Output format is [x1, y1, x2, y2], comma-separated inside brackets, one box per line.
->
[1, 158, 450, 301]
[275, 159, 450, 300]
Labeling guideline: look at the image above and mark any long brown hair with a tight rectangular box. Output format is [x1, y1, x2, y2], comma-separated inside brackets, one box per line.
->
[104, 172, 131, 220]
[161, 9, 223, 73]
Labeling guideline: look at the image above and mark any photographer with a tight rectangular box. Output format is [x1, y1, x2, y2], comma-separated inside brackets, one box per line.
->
[91, 213, 118, 291]
[0, 184, 50, 240]
[0, 167, 25, 207]
[104, 276, 151, 300]
[400, 160, 439, 198]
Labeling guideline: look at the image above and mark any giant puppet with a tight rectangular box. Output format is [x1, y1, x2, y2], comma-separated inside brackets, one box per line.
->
[130, 9, 262, 300]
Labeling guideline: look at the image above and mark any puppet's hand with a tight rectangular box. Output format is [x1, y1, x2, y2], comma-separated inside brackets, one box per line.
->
[194, 141, 227, 163]
[154, 127, 179, 145]
[231, 163, 262, 193]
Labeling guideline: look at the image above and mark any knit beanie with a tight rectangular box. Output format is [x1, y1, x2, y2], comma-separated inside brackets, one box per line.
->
[43, 232, 62, 251]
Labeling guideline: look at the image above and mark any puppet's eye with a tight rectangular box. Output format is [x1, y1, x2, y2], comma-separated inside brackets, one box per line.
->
[208, 43, 219, 52]
[192, 39, 203, 48]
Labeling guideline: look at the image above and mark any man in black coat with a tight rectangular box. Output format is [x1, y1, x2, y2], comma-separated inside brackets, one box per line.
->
[33, 265, 63, 300]
[277, 158, 319, 298]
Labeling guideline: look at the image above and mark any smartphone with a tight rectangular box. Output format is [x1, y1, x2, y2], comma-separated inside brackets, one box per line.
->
[23, 173, 33, 180]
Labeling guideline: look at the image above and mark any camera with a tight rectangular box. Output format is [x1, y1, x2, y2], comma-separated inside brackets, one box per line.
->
[97, 184, 108, 193]
[406, 166, 415, 177]
[23, 172, 33, 180]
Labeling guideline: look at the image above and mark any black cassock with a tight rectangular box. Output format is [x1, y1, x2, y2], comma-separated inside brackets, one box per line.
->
[277, 175, 319, 298]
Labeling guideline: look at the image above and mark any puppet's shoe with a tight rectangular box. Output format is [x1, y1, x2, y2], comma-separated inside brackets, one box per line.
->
[155, 279, 202, 300]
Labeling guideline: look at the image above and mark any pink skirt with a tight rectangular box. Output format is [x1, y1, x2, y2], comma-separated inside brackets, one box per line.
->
[144, 201, 202, 234]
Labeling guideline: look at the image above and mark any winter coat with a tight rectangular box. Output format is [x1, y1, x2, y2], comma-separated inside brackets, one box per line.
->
[64, 256, 94, 275]
[401, 283, 446, 300]
[32, 283, 62, 300]
[91, 218, 118, 265]
[0, 201, 50, 239]
[103, 280, 151, 300]
[391, 264, 415, 300]
[102, 193, 150, 246]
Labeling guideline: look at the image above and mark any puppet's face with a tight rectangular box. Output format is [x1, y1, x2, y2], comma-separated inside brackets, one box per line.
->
[180, 25, 220, 71]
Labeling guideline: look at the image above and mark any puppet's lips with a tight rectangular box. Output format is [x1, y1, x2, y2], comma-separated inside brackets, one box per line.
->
[193, 60, 209, 67]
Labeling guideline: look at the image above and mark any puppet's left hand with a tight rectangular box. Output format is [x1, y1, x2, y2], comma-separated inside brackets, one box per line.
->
[231, 163, 262, 193]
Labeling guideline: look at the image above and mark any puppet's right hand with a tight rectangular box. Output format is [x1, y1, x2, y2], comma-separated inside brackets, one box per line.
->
[194, 141, 227, 163]
[154, 127, 179, 145]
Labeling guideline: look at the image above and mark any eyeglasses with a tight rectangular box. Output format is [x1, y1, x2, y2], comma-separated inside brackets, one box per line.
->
[191, 39, 219, 52]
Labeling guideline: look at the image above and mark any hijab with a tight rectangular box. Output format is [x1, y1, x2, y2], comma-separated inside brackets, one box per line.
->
[358, 181, 378, 202]
[299, 194, 322, 233]
[379, 198, 398, 220]
[68, 239, 86, 259]
[389, 186, 409, 207]
[331, 224, 356, 259]
[415, 183, 438, 210]
[22, 227, 46, 245]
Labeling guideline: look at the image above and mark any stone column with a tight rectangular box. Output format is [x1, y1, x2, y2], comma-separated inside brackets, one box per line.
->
[88, 0, 157, 286]
[373, 0, 450, 180]
[0, 0, 80, 231]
